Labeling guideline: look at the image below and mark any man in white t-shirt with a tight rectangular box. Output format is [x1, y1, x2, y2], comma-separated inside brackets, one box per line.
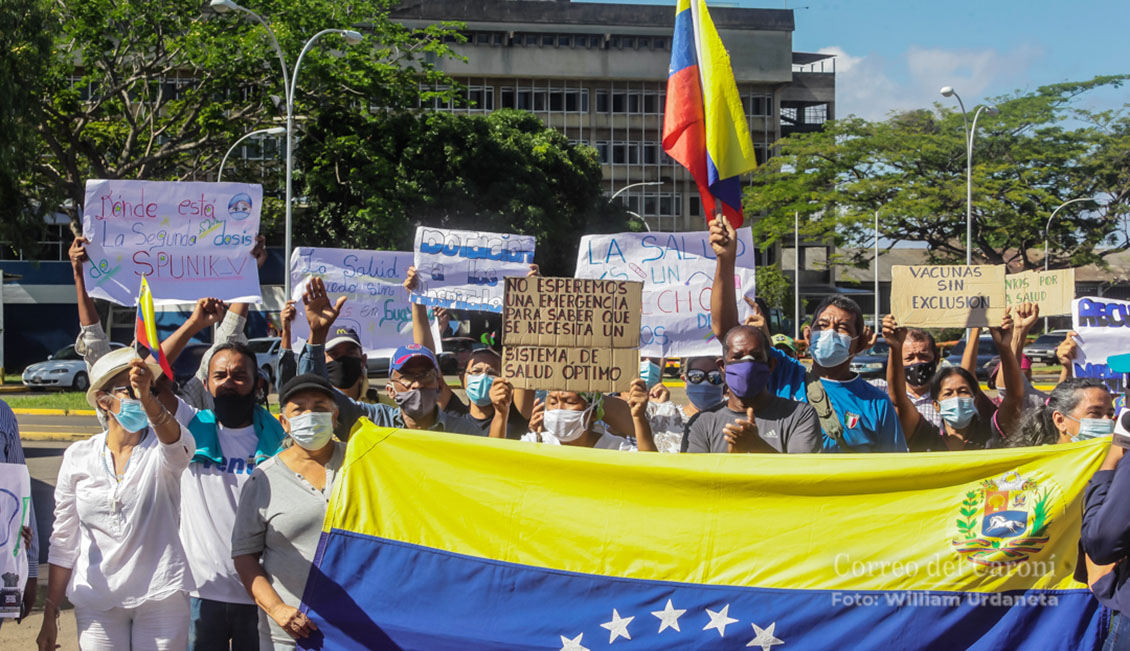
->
[174, 341, 285, 650]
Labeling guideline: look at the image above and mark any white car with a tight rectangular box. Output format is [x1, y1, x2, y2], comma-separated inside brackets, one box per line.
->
[22, 343, 126, 391]
[247, 337, 281, 384]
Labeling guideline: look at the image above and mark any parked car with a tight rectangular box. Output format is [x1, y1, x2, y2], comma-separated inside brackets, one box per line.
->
[172, 343, 211, 389]
[246, 337, 281, 384]
[850, 338, 889, 378]
[22, 343, 126, 391]
[1023, 330, 1071, 365]
[944, 335, 1000, 379]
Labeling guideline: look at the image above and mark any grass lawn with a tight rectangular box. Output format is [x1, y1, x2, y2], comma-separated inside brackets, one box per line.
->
[4, 391, 94, 412]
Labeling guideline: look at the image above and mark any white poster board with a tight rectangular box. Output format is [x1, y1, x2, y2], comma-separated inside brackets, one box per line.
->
[1071, 297, 1130, 389]
[0, 463, 31, 618]
[410, 227, 536, 314]
[81, 179, 263, 305]
[573, 229, 756, 357]
[290, 248, 423, 358]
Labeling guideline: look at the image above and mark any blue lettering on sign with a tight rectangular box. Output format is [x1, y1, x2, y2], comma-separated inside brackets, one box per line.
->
[1076, 297, 1130, 328]
[198, 456, 256, 475]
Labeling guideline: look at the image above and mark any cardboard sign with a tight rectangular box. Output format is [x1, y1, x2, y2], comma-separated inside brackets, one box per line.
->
[289, 248, 418, 358]
[890, 265, 1006, 328]
[1005, 268, 1075, 316]
[81, 179, 263, 305]
[1071, 297, 1130, 392]
[409, 227, 536, 313]
[501, 276, 642, 392]
[0, 463, 31, 618]
[574, 230, 756, 358]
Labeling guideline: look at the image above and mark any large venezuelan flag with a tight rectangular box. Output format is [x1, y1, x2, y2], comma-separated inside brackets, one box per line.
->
[663, 0, 759, 229]
[135, 276, 173, 379]
[299, 423, 1109, 650]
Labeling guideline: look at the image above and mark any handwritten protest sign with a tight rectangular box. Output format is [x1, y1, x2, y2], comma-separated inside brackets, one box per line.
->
[574, 230, 756, 357]
[1071, 297, 1130, 392]
[81, 180, 263, 305]
[289, 248, 420, 358]
[502, 276, 641, 393]
[890, 265, 1005, 328]
[1005, 268, 1075, 315]
[0, 463, 31, 618]
[410, 227, 536, 314]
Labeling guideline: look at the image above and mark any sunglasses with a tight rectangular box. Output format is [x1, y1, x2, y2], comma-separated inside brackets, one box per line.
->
[685, 370, 724, 386]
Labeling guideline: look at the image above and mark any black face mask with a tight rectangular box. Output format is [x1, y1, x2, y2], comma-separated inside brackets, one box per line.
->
[904, 361, 938, 388]
[327, 357, 365, 389]
[212, 391, 257, 428]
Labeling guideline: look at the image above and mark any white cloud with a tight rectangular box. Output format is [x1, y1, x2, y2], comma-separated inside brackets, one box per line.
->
[815, 44, 1043, 121]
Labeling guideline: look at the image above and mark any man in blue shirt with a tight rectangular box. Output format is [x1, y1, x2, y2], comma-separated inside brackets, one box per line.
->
[707, 215, 906, 452]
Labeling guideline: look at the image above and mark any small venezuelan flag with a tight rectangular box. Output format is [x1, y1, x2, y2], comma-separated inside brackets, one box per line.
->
[663, 0, 759, 229]
[135, 276, 173, 380]
[299, 425, 1107, 650]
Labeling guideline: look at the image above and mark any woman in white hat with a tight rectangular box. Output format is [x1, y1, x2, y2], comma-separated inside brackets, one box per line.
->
[37, 348, 196, 651]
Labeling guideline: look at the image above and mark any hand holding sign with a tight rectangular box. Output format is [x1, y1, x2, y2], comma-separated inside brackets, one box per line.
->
[627, 378, 650, 419]
[489, 377, 514, 413]
[882, 314, 906, 349]
[68, 236, 90, 271]
[1057, 331, 1079, 366]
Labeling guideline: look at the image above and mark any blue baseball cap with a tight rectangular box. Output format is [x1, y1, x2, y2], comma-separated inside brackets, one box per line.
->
[390, 343, 438, 374]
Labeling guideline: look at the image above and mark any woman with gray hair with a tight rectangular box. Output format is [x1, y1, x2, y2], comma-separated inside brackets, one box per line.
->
[37, 348, 195, 651]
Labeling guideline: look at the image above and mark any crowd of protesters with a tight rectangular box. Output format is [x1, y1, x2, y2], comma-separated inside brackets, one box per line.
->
[2, 222, 1128, 650]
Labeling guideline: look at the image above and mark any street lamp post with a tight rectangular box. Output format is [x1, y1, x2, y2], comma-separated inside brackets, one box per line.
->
[874, 210, 880, 331]
[610, 181, 663, 231]
[1042, 196, 1093, 332]
[940, 86, 998, 266]
[210, 0, 362, 298]
[217, 126, 287, 182]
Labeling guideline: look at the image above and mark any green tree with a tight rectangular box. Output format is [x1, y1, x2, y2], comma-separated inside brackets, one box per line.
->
[754, 263, 791, 312]
[25, 0, 462, 235]
[297, 108, 639, 276]
[748, 76, 1130, 270]
[0, 0, 56, 254]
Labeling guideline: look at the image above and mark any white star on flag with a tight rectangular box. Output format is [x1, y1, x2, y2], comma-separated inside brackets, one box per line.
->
[559, 632, 589, 651]
[747, 622, 784, 650]
[651, 599, 687, 633]
[600, 609, 634, 643]
[703, 604, 739, 638]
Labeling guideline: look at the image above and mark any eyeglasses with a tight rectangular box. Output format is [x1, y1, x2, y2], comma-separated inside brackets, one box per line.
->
[108, 385, 136, 398]
[391, 368, 437, 389]
[685, 370, 724, 386]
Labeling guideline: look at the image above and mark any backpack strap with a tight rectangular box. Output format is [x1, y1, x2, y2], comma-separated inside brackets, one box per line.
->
[805, 371, 850, 450]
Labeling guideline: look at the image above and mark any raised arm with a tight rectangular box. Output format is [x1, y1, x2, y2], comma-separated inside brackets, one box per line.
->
[403, 266, 438, 353]
[882, 314, 923, 440]
[989, 308, 1024, 436]
[961, 327, 982, 377]
[627, 378, 657, 452]
[1056, 331, 1077, 385]
[709, 215, 740, 339]
[1012, 302, 1038, 360]
[487, 378, 513, 439]
[130, 359, 182, 446]
[162, 297, 227, 364]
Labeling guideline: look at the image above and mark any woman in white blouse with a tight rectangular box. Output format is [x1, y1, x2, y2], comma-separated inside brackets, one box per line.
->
[37, 348, 196, 651]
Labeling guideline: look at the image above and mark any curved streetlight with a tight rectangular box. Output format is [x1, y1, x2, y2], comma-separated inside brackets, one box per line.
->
[1043, 197, 1093, 331]
[940, 86, 998, 266]
[217, 126, 287, 182]
[611, 181, 663, 231]
[211, 0, 363, 298]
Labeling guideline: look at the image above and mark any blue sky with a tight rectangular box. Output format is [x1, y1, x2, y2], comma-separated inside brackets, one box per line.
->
[578, 0, 1128, 119]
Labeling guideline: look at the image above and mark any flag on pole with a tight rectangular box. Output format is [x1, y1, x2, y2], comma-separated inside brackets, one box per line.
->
[299, 425, 1106, 649]
[135, 276, 173, 380]
[663, 0, 759, 229]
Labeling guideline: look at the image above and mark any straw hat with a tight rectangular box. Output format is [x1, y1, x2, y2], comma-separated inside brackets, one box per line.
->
[86, 347, 163, 409]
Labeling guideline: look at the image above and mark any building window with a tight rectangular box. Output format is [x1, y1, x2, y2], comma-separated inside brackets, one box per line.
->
[558, 35, 571, 47]
[689, 196, 701, 217]
[804, 104, 828, 124]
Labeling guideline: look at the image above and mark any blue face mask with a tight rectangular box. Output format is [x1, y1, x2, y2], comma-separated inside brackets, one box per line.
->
[686, 382, 725, 410]
[1068, 415, 1114, 442]
[939, 397, 976, 429]
[113, 398, 149, 433]
[465, 373, 495, 407]
[640, 361, 663, 388]
[810, 329, 854, 368]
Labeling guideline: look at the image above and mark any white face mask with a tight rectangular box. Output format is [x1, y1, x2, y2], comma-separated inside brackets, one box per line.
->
[542, 407, 591, 442]
[287, 411, 335, 450]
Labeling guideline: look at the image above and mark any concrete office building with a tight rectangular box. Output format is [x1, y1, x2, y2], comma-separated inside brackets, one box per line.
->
[393, 0, 835, 236]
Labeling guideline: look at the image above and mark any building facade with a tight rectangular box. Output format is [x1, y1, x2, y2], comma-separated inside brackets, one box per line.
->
[394, 0, 835, 237]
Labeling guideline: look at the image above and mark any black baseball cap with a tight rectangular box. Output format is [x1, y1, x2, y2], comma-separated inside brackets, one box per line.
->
[279, 373, 337, 405]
